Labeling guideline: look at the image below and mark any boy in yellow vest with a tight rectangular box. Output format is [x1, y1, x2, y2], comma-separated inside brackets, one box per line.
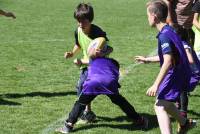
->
[64, 3, 112, 123]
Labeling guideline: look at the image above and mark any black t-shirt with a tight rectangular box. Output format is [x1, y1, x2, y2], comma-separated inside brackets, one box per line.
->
[74, 24, 108, 47]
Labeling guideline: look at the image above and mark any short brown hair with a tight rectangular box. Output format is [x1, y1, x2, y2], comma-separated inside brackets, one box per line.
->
[74, 3, 94, 22]
[147, 0, 168, 22]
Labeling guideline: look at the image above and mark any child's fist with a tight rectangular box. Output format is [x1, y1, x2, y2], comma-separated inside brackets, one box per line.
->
[73, 58, 82, 66]
[64, 52, 73, 59]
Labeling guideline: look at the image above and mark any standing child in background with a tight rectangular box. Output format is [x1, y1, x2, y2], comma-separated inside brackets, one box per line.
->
[162, 0, 195, 46]
[135, 0, 196, 133]
[170, 0, 200, 120]
[176, 40, 200, 120]
[64, 3, 112, 123]
[0, 9, 16, 19]
[192, 0, 200, 60]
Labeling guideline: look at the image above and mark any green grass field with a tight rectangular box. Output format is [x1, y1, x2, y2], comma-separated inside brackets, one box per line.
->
[0, 0, 200, 134]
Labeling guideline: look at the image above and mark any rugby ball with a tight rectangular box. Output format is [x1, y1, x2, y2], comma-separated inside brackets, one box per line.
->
[87, 37, 107, 57]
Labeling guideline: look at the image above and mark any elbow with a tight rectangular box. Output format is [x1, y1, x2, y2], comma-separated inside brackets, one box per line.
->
[163, 61, 172, 69]
[168, 62, 173, 68]
[166, 60, 173, 68]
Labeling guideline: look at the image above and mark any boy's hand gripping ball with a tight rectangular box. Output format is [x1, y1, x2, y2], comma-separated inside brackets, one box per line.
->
[87, 37, 107, 58]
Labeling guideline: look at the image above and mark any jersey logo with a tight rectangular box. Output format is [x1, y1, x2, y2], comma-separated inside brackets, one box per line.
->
[161, 43, 170, 50]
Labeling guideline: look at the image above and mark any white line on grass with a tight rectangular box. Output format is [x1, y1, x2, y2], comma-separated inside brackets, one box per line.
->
[119, 49, 157, 81]
[41, 49, 157, 134]
[41, 116, 66, 134]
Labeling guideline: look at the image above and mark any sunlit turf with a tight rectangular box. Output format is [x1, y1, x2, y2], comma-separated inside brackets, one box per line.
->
[0, 0, 200, 134]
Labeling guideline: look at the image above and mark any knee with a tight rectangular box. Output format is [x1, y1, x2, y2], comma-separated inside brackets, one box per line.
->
[76, 99, 87, 105]
[154, 100, 167, 112]
[74, 101, 86, 110]
[154, 104, 160, 112]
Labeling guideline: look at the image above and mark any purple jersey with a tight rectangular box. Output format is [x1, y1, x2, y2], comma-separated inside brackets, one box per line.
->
[82, 58, 120, 95]
[157, 25, 192, 102]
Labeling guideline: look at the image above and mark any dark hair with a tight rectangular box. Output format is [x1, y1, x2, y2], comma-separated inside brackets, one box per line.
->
[147, 0, 168, 22]
[74, 3, 94, 22]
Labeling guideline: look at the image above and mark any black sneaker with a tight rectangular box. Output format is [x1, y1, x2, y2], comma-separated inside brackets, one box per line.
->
[135, 116, 149, 130]
[177, 119, 197, 134]
[55, 124, 73, 134]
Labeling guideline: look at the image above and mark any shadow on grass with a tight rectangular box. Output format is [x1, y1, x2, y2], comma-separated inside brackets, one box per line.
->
[188, 110, 200, 118]
[189, 94, 200, 98]
[74, 113, 158, 132]
[0, 98, 21, 106]
[0, 91, 76, 106]
[0, 91, 76, 98]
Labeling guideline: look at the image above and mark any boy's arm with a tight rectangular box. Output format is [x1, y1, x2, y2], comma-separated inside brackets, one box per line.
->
[183, 41, 195, 64]
[64, 44, 80, 59]
[185, 48, 194, 64]
[135, 55, 160, 63]
[0, 10, 16, 19]
[193, 13, 200, 29]
[146, 54, 172, 96]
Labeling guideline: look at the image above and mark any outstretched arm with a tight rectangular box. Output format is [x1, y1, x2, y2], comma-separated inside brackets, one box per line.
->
[135, 55, 160, 63]
[64, 44, 80, 59]
[0, 10, 16, 19]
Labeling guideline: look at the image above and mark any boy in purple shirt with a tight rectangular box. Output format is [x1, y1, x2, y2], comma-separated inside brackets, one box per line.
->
[56, 43, 148, 134]
[135, 0, 196, 133]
